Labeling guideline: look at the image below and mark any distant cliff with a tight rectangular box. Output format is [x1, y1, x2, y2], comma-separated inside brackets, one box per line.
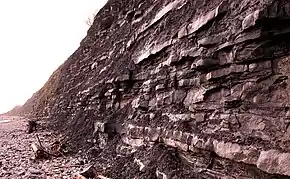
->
[1, 105, 22, 116]
[16, 0, 290, 178]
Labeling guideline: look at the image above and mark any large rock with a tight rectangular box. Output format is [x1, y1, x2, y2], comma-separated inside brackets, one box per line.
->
[257, 150, 290, 176]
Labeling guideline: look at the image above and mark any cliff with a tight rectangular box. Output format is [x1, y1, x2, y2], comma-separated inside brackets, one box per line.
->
[19, 0, 290, 178]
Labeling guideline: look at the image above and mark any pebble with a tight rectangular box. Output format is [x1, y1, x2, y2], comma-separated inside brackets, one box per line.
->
[28, 167, 42, 174]
[17, 171, 25, 176]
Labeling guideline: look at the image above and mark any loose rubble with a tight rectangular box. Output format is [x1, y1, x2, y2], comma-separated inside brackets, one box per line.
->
[0, 117, 96, 179]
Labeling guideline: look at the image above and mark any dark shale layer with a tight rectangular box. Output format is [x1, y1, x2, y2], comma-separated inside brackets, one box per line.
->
[17, 0, 290, 178]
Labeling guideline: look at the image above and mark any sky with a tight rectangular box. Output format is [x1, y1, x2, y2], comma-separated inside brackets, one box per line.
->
[0, 0, 107, 114]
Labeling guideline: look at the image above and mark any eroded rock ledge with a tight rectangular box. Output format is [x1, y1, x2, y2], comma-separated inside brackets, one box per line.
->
[95, 122, 290, 176]
[20, 0, 290, 177]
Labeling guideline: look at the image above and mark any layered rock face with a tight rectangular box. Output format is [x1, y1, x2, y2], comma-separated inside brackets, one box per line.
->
[22, 0, 290, 178]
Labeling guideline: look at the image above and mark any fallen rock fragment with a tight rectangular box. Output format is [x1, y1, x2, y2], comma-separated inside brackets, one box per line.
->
[24, 167, 46, 179]
[31, 143, 49, 159]
[79, 165, 97, 178]
[27, 167, 42, 175]
[73, 173, 87, 179]
[97, 175, 111, 179]
[17, 171, 25, 176]
[156, 169, 167, 179]
[134, 158, 146, 172]
[73, 165, 110, 179]
[27, 120, 37, 134]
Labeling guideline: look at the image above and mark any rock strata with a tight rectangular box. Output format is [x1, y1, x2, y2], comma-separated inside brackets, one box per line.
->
[16, 0, 290, 178]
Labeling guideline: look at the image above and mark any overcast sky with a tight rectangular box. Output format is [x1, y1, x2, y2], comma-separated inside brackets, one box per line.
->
[0, 0, 107, 114]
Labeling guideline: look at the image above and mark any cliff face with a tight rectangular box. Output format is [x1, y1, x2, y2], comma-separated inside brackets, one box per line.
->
[21, 0, 290, 177]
